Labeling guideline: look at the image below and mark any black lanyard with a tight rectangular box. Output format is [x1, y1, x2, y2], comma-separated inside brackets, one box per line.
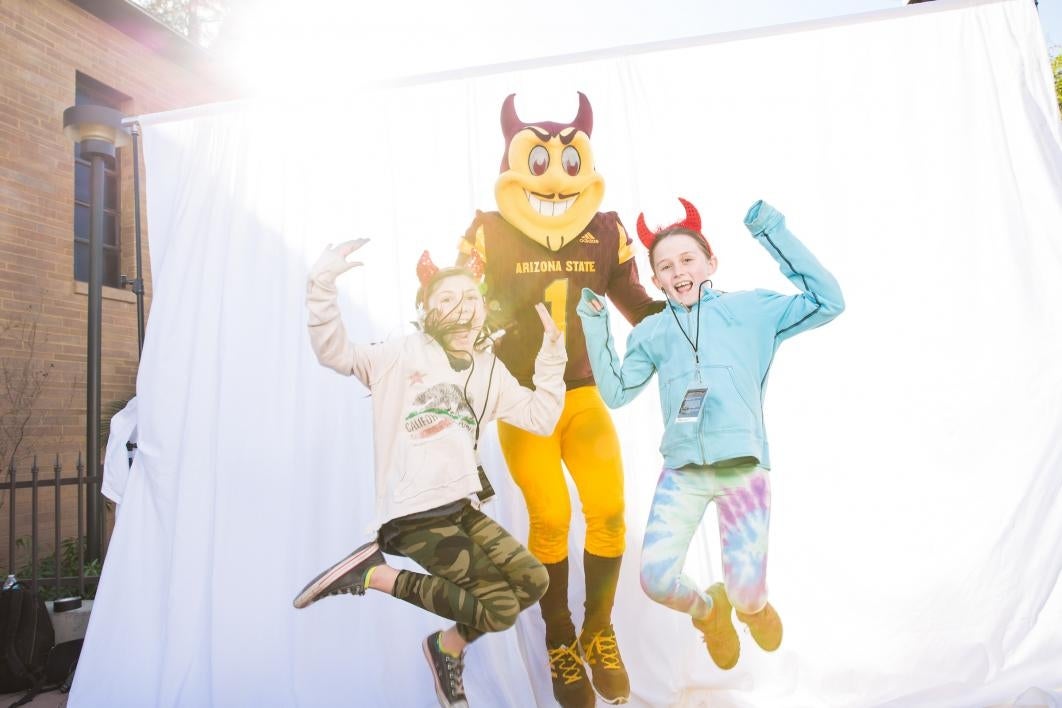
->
[460, 347, 498, 502]
[667, 280, 711, 369]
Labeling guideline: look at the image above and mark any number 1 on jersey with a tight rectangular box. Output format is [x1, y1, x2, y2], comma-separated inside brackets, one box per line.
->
[543, 278, 569, 344]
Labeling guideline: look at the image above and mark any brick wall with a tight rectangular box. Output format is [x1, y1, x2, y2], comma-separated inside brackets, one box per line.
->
[0, 0, 231, 569]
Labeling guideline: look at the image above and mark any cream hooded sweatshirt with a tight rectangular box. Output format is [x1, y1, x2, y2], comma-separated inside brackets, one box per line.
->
[306, 254, 566, 528]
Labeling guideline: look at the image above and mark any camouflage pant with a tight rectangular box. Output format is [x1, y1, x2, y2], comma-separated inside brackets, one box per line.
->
[380, 502, 549, 643]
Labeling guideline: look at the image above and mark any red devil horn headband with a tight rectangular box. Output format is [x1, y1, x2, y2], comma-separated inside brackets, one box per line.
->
[636, 198, 704, 250]
[417, 251, 439, 287]
[465, 248, 486, 279]
[635, 213, 653, 250]
[678, 198, 701, 234]
[417, 249, 486, 288]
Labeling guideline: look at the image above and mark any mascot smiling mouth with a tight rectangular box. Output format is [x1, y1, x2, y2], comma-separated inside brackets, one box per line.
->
[494, 93, 605, 251]
[525, 191, 579, 217]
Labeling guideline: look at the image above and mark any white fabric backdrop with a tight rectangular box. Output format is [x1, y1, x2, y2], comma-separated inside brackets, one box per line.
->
[73, 0, 1062, 705]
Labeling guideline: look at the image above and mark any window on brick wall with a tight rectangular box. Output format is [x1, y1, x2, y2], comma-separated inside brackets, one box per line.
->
[73, 74, 129, 287]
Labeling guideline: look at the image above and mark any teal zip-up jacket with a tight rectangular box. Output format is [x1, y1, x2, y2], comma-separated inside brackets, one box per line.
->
[576, 201, 844, 470]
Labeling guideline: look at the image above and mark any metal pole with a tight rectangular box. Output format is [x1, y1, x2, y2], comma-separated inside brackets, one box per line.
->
[31, 457, 38, 592]
[77, 453, 84, 597]
[54, 456, 62, 595]
[86, 152, 104, 562]
[63, 105, 127, 566]
[130, 123, 146, 356]
[7, 463, 15, 575]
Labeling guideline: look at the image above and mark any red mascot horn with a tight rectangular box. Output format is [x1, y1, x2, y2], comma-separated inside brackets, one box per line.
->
[416, 251, 440, 287]
[500, 94, 523, 146]
[500, 92, 594, 144]
[571, 92, 593, 137]
[499, 92, 595, 173]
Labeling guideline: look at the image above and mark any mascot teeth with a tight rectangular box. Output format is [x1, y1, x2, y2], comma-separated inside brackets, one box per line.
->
[527, 194, 576, 218]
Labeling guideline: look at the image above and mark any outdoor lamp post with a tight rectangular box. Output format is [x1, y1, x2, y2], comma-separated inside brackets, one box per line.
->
[62, 105, 130, 563]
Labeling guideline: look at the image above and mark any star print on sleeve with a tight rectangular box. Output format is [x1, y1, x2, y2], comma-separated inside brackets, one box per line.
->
[408, 371, 426, 385]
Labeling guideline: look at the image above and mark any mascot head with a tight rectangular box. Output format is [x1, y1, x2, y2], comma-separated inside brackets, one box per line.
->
[494, 92, 605, 251]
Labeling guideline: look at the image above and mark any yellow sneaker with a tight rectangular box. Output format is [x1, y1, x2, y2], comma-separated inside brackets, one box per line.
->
[692, 583, 740, 670]
[736, 601, 783, 652]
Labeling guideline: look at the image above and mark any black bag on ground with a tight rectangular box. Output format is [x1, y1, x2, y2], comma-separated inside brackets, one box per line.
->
[0, 585, 55, 693]
[44, 639, 82, 691]
[4, 639, 83, 708]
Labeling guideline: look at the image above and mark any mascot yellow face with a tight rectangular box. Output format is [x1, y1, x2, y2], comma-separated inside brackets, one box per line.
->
[495, 92, 605, 251]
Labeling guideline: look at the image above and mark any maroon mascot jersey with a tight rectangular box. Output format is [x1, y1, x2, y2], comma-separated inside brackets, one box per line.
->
[461, 209, 659, 388]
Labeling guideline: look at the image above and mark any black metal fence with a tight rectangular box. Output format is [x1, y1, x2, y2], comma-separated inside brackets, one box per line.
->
[4, 454, 107, 597]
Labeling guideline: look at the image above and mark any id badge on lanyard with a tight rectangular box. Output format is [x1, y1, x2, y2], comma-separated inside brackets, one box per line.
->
[670, 296, 708, 423]
[675, 384, 708, 423]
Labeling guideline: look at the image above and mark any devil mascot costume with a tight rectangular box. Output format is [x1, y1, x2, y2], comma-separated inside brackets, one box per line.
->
[457, 93, 661, 707]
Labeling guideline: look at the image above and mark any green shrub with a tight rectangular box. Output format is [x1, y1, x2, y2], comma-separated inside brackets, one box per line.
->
[14, 536, 101, 600]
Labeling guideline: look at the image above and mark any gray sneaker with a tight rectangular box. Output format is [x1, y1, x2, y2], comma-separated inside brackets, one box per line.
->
[422, 631, 469, 708]
[291, 541, 384, 609]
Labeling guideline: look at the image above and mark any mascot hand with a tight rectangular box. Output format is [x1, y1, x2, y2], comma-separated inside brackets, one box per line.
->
[535, 303, 563, 344]
[310, 238, 369, 285]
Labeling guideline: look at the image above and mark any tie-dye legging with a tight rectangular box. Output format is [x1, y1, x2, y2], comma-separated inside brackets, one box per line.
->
[639, 461, 771, 618]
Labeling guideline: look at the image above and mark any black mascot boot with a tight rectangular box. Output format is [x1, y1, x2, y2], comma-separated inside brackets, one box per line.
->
[578, 551, 630, 704]
[541, 558, 594, 708]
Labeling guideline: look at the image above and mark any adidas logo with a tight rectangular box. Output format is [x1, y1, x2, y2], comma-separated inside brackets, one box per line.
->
[578, 233, 599, 244]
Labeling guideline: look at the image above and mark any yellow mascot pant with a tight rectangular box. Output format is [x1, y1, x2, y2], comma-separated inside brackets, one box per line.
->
[498, 386, 625, 564]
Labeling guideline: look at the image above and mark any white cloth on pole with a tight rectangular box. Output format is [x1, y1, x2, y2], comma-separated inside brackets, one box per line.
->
[102, 396, 137, 504]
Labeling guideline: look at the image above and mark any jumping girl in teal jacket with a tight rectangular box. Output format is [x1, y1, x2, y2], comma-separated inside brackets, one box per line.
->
[576, 199, 844, 670]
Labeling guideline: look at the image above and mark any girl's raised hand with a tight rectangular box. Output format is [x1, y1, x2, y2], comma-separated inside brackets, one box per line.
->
[312, 238, 370, 282]
[535, 303, 563, 344]
[331, 238, 369, 272]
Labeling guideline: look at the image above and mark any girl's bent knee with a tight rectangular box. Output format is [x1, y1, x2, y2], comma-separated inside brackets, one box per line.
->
[525, 563, 550, 605]
[480, 606, 519, 633]
[639, 569, 675, 606]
